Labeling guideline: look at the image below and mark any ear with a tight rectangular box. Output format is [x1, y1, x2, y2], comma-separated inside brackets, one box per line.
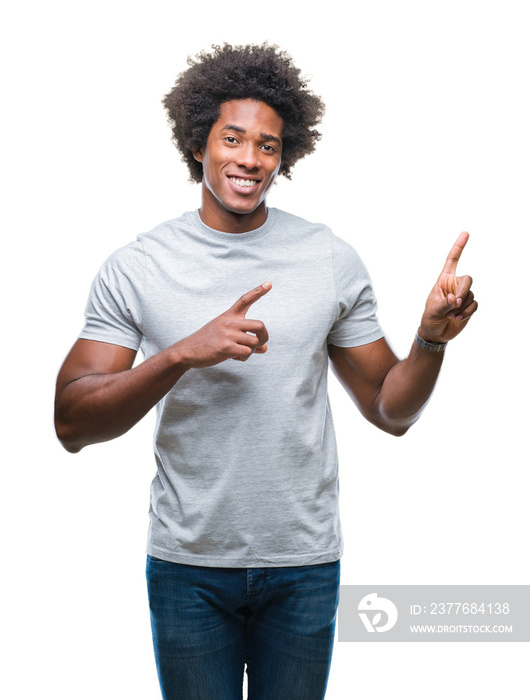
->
[193, 147, 203, 163]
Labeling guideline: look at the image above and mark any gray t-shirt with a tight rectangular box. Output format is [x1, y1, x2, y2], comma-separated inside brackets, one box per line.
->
[80, 208, 384, 567]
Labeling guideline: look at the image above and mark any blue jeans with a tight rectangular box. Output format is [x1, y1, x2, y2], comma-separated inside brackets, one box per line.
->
[146, 556, 340, 700]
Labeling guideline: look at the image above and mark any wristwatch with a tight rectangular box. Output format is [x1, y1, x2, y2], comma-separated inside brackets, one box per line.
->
[415, 331, 448, 352]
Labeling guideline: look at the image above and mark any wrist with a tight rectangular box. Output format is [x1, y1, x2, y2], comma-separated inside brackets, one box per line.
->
[415, 329, 448, 353]
[168, 340, 194, 372]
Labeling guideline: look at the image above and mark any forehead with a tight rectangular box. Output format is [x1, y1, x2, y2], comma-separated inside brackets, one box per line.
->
[210, 99, 283, 140]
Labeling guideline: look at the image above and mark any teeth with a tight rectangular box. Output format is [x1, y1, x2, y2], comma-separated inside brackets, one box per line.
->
[230, 177, 257, 187]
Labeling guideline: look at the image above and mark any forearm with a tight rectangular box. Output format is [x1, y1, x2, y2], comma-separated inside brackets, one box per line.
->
[55, 345, 189, 453]
[375, 229, 477, 434]
[331, 234, 476, 437]
[375, 337, 445, 436]
[55, 282, 272, 453]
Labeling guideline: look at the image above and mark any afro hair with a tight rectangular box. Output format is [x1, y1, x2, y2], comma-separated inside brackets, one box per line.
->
[162, 43, 325, 183]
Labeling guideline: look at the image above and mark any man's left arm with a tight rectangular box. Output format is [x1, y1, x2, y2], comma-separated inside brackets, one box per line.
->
[328, 232, 478, 437]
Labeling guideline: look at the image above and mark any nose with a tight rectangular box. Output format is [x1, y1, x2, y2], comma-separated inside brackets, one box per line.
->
[235, 143, 261, 171]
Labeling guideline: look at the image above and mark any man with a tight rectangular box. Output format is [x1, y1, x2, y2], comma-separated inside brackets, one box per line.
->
[55, 44, 477, 700]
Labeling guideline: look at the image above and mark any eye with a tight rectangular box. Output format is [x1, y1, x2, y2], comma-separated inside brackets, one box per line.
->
[261, 144, 277, 153]
[223, 136, 239, 145]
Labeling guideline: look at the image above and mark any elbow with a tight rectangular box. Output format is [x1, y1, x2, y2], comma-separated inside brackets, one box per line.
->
[55, 423, 84, 453]
[366, 411, 413, 437]
[384, 422, 411, 438]
[54, 410, 85, 454]
[60, 439, 84, 454]
[376, 404, 418, 437]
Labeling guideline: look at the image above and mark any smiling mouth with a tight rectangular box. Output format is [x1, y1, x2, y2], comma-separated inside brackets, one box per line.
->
[228, 176, 260, 188]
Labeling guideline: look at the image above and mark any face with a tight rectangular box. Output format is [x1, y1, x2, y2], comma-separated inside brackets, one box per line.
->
[194, 99, 283, 232]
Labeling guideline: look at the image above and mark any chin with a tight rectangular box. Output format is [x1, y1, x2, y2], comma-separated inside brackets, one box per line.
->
[224, 198, 263, 216]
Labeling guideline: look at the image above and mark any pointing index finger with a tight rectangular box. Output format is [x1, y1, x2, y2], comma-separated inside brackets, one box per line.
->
[230, 282, 272, 316]
[441, 232, 469, 275]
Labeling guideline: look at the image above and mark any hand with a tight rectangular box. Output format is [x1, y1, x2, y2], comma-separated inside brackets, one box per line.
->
[177, 282, 272, 369]
[419, 232, 478, 344]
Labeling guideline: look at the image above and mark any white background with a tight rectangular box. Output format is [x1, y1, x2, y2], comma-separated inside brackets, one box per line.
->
[2, 1, 529, 698]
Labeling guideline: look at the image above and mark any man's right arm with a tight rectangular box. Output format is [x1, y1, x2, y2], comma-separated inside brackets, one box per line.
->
[54, 282, 272, 453]
[54, 339, 189, 453]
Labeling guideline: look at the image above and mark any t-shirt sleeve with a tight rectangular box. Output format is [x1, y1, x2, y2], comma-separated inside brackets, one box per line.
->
[78, 240, 145, 351]
[327, 234, 384, 348]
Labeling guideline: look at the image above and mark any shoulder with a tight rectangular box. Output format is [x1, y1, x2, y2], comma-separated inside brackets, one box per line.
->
[270, 209, 361, 254]
[271, 207, 330, 234]
[330, 233, 367, 275]
[137, 211, 194, 248]
[269, 208, 334, 251]
[102, 211, 195, 273]
[98, 238, 145, 283]
[272, 209, 368, 270]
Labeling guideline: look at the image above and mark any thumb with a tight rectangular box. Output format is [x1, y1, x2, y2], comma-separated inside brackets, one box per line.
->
[431, 293, 459, 319]
[228, 282, 272, 317]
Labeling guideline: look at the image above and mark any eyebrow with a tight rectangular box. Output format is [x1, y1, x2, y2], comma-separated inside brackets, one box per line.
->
[222, 124, 281, 144]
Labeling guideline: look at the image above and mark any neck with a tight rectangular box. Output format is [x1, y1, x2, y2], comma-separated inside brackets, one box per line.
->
[198, 189, 268, 233]
[198, 207, 268, 234]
